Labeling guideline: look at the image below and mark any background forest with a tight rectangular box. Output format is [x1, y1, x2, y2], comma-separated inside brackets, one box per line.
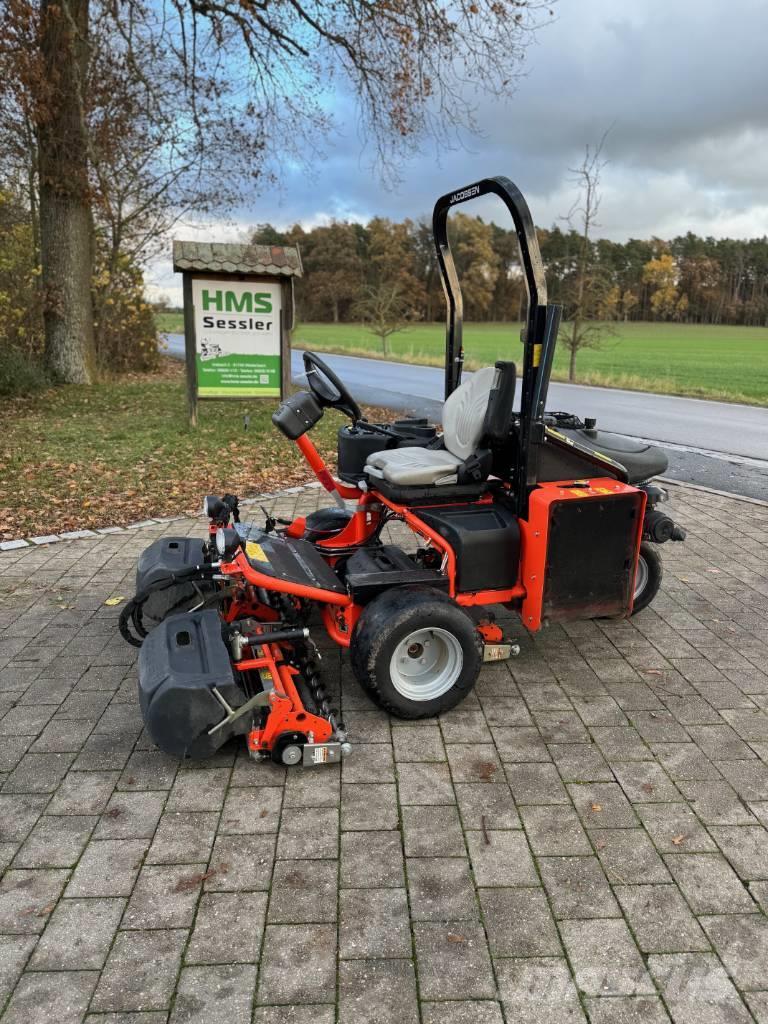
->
[252, 215, 768, 328]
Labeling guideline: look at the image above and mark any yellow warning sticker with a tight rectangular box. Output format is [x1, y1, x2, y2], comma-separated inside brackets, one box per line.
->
[245, 541, 269, 563]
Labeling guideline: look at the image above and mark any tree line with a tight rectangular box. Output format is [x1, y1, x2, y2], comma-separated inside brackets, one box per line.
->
[253, 216, 768, 329]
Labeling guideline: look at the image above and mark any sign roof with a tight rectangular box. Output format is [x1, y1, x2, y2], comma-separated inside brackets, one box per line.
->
[172, 240, 303, 277]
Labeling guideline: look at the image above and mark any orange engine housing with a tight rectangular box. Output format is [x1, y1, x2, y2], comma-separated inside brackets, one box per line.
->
[520, 479, 646, 631]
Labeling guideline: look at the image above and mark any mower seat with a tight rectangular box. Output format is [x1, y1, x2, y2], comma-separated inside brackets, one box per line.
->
[365, 367, 496, 487]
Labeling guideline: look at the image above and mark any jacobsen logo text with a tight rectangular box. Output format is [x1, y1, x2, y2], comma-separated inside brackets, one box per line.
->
[450, 185, 480, 204]
[201, 289, 273, 313]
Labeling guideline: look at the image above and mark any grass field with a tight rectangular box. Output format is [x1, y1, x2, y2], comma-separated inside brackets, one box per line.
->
[156, 310, 185, 333]
[157, 312, 768, 405]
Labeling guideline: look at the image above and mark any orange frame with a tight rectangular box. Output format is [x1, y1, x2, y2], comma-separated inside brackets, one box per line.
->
[218, 439, 645, 651]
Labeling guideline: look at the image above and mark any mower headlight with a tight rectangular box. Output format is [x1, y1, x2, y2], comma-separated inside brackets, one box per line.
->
[204, 495, 227, 520]
[215, 527, 240, 560]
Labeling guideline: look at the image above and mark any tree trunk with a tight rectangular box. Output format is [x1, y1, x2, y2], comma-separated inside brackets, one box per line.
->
[331, 298, 339, 323]
[568, 341, 577, 383]
[37, 0, 96, 384]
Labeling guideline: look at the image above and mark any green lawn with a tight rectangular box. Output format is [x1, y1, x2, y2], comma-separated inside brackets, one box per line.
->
[0, 360, 358, 538]
[156, 310, 185, 333]
[156, 312, 768, 405]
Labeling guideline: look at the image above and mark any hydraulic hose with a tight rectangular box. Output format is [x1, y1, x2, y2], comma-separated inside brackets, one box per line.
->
[119, 563, 219, 647]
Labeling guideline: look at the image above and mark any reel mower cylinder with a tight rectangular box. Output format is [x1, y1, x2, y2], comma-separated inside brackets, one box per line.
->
[138, 608, 248, 760]
[135, 537, 215, 628]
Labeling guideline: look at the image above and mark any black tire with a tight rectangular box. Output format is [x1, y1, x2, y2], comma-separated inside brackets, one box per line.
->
[350, 586, 482, 719]
[631, 542, 663, 614]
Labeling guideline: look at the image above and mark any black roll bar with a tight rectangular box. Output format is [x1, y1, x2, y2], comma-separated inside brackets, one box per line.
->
[432, 175, 562, 515]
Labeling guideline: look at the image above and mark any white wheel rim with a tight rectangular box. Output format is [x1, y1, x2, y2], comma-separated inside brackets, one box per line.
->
[634, 554, 649, 601]
[390, 627, 463, 701]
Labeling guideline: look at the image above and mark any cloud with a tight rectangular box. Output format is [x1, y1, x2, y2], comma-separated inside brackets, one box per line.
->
[147, 0, 768, 298]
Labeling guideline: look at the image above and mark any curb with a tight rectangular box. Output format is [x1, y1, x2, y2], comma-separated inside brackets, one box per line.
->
[659, 477, 768, 509]
[0, 481, 323, 552]
[3, 475, 765, 553]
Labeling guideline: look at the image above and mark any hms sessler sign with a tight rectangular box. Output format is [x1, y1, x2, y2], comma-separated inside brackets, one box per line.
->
[192, 279, 282, 397]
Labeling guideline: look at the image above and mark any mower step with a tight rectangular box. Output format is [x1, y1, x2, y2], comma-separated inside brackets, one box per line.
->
[344, 544, 449, 603]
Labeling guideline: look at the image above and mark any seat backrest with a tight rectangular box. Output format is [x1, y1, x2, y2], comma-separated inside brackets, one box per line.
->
[442, 366, 496, 461]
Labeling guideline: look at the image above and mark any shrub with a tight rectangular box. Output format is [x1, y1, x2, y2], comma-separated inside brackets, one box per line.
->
[0, 345, 49, 397]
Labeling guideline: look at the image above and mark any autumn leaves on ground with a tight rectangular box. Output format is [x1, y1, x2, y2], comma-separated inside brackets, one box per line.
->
[0, 359, 376, 539]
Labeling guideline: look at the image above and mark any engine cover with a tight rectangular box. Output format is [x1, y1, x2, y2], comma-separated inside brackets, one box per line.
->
[138, 609, 248, 760]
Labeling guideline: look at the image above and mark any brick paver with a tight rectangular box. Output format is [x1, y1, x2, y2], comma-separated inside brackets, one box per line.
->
[1, 481, 768, 1021]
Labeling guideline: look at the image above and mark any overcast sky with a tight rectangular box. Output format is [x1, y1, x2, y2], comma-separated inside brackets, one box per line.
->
[149, 0, 768, 302]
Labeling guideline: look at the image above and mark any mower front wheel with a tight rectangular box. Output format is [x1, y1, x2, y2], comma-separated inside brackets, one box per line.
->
[350, 587, 481, 719]
[632, 541, 663, 614]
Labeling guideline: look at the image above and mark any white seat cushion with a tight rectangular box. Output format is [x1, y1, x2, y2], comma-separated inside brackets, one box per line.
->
[363, 365, 497, 488]
[442, 366, 496, 460]
[365, 447, 464, 487]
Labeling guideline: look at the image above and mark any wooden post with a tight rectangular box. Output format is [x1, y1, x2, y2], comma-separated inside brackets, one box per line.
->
[280, 278, 293, 399]
[182, 272, 198, 427]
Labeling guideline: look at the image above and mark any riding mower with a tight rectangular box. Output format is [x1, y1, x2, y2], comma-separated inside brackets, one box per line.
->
[122, 176, 685, 766]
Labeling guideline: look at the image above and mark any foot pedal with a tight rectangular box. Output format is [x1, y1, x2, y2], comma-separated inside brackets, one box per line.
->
[482, 642, 520, 663]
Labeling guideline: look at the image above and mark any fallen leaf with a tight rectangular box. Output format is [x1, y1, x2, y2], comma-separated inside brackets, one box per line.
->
[475, 761, 497, 782]
[591, 803, 603, 812]
[105, 597, 125, 607]
[671, 834, 686, 846]
[641, 783, 655, 794]
[447, 933, 466, 943]
[174, 868, 218, 892]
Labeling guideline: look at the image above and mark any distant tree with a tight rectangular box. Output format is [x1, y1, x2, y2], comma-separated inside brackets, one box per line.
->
[251, 224, 291, 246]
[643, 253, 689, 320]
[352, 281, 415, 355]
[447, 214, 500, 320]
[303, 222, 364, 322]
[597, 284, 621, 321]
[561, 134, 615, 382]
[367, 218, 425, 313]
[412, 219, 441, 322]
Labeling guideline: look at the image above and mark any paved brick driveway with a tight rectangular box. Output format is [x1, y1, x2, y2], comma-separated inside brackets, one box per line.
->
[1, 482, 767, 1023]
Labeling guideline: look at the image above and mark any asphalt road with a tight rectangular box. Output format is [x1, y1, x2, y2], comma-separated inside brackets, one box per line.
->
[163, 334, 768, 500]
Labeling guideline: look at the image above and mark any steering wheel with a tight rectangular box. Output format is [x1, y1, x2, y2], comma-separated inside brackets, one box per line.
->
[302, 351, 361, 422]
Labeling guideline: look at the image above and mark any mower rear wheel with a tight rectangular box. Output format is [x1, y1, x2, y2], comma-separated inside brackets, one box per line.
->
[350, 586, 481, 719]
[632, 542, 663, 614]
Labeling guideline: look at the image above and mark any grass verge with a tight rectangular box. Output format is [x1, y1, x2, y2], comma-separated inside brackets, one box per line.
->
[0, 358, 377, 539]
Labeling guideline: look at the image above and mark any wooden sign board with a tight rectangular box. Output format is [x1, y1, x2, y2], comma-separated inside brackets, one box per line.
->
[180, 272, 294, 425]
